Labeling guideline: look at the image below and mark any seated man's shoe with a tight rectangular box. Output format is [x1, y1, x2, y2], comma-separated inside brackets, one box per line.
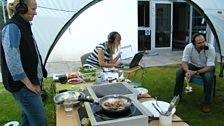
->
[202, 104, 211, 113]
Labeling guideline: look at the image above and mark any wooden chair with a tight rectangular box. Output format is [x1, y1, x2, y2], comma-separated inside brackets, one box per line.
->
[123, 65, 143, 79]
[80, 52, 91, 66]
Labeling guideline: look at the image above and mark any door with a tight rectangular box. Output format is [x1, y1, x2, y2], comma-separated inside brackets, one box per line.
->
[154, 1, 172, 48]
[138, 1, 151, 51]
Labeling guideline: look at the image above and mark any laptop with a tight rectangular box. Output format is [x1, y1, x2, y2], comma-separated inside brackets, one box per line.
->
[118, 52, 144, 69]
[120, 45, 133, 60]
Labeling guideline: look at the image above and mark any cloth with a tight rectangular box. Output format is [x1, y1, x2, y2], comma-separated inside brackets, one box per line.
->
[174, 64, 213, 104]
[1, 14, 47, 126]
[1, 15, 45, 92]
[182, 43, 215, 67]
[12, 87, 47, 126]
[83, 42, 112, 68]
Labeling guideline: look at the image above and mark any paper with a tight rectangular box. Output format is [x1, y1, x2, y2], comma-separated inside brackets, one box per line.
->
[120, 45, 133, 60]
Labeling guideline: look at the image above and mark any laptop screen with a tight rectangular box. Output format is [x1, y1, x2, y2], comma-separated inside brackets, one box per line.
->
[129, 52, 144, 68]
[120, 45, 133, 60]
[117, 52, 144, 69]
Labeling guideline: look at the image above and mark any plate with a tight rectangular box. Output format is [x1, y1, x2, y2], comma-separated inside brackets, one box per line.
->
[136, 87, 148, 95]
[4, 121, 19, 126]
[68, 78, 82, 84]
[142, 100, 176, 117]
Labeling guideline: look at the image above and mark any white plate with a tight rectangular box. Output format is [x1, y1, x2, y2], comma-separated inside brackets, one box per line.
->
[142, 100, 176, 117]
[136, 87, 148, 95]
[4, 121, 19, 126]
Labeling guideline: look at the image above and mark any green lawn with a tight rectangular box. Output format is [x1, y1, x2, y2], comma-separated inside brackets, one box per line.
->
[0, 64, 224, 126]
[0, 79, 56, 126]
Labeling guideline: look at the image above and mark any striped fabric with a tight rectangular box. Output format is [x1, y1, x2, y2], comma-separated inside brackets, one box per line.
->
[83, 42, 112, 68]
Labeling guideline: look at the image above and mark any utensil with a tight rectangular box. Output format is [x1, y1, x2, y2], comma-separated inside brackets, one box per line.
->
[155, 97, 163, 112]
[152, 103, 161, 114]
[54, 91, 85, 105]
[78, 94, 132, 112]
[165, 95, 180, 116]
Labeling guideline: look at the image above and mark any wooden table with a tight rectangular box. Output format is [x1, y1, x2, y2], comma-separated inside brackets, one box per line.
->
[55, 83, 189, 126]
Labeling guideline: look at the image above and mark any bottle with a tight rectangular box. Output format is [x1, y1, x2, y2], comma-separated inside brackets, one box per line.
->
[165, 95, 180, 116]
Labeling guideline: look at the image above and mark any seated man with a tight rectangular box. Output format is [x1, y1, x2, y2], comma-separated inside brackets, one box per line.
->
[173, 33, 216, 113]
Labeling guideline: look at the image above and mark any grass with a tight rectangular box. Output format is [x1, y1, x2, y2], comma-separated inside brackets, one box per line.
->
[0, 64, 224, 126]
[0, 79, 56, 126]
[127, 64, 224, 126]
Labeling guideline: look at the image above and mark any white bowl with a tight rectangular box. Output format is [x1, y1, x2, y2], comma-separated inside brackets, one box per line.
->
[4, 121, 19, 126]
[136, 87, 149, 95]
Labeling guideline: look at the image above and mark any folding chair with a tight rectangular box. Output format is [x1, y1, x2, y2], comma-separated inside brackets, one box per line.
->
[80, 52, 91, 66]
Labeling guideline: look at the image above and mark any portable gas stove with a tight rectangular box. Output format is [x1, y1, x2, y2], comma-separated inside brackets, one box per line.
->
[79, 83, 152, 126]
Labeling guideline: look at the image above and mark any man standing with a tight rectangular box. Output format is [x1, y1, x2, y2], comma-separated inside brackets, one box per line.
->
[1, 0, 47, 125]
[173, 33, 216, 113]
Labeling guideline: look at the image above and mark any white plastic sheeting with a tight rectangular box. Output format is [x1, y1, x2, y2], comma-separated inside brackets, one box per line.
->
[14, 0, 223, 62]
[32, 0, 96, 63]
[186, 0, 224, 56]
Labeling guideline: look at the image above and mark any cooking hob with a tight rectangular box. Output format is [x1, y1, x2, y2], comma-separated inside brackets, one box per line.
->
[79, 82, 152, 126]
[83, 98, 149, 126]
[91, 103, 142, 122]
[86, 82, 139, 100]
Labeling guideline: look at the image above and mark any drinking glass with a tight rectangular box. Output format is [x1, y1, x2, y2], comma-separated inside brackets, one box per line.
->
[118, 69, 124, 78]
[159, 111, 172, 126]
[63, 99, 73, 119]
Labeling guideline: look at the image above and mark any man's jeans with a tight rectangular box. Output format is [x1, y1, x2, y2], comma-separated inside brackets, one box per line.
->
[173, 64, 214, 104]
[12, 87, 47, 126]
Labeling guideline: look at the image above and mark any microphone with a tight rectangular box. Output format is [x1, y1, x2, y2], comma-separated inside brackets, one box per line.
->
[204, 42, 209, 50]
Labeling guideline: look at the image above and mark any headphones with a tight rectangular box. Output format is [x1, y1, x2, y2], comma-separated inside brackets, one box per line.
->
[192, 33, 209, 50]
[108, 31, 118, 43]
[15, 0, 28, 14]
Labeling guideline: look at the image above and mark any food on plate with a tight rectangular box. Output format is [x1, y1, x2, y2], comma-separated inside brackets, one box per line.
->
[79, 66, 97, 74]
[79, 67, 103, 82]
[104, 100, 126, 110]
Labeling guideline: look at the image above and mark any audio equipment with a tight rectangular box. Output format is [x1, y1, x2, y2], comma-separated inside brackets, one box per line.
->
[204, 43, 209, 50]
[15, 0, 28, 14]
[108, 31, 118, 43]
[192, 33, 208, 50]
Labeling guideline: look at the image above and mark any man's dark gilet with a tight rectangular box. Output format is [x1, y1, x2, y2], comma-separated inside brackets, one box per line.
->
[0, 15, 47, 92]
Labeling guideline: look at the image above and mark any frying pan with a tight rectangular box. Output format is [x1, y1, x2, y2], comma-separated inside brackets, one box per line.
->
[78, 94, 132, 112]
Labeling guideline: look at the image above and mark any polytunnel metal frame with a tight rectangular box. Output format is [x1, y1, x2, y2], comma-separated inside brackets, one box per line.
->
[42, 0, 223, 76]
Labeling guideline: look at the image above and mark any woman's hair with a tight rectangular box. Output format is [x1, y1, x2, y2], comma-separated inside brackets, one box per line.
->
[107, 31, 121, 54]
[7, 0, 28, 17]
